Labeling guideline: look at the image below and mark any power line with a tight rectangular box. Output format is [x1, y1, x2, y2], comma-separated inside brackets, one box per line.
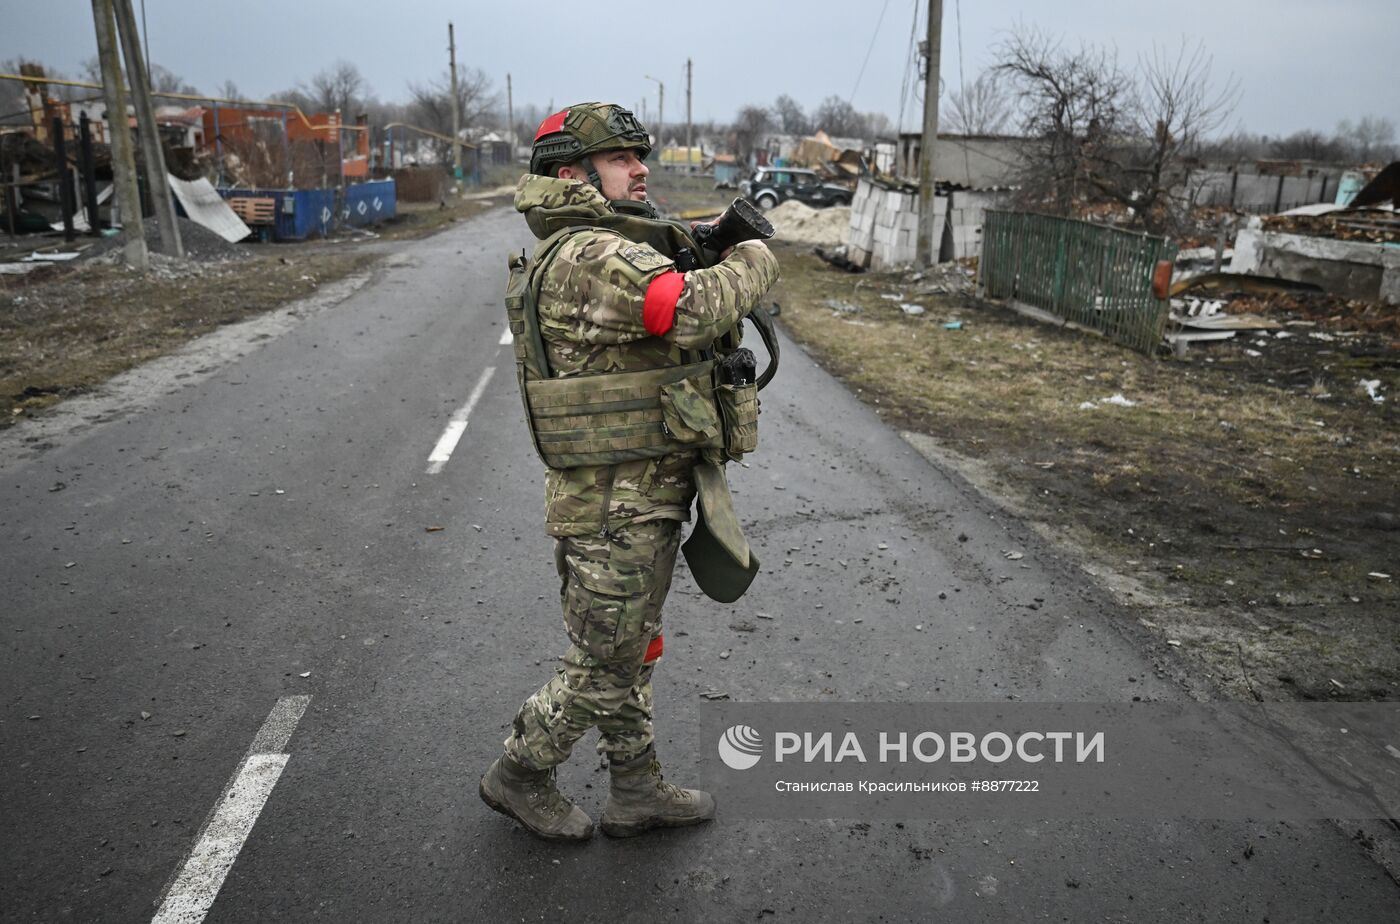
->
[848, 0, 893, 105]
[955, 0, 972, 183]
[895, 0, 920, 135]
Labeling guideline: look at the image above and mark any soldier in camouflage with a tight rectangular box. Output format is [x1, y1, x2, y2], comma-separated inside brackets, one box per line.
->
[479, 103, 779, 841]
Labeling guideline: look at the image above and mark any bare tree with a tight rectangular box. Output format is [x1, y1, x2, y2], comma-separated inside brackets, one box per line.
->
[1114, 40, 1239, 229]
[148, 64, 200, 97]
[300, 61, 369, 115]
[863, 111, 892, 139]
[945, 70, 1013, 135]
[995, 26, 1128, 215]
[732, 105, 772, 163]
[814, 96, 866, 138]
[1339, 115, 1397, 163]
[406, 65, 499, 164]
[996, 28, 1238, 232]
[772, 95, 810, 136]
[216, 80, 242, 102]
[1270, 130, 1347, 163]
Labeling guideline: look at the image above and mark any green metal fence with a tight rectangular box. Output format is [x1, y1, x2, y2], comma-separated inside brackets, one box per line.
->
[981, 210, 1177, 355]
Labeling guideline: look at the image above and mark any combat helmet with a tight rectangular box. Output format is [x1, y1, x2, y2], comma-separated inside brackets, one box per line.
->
[530, 103, 652, 183]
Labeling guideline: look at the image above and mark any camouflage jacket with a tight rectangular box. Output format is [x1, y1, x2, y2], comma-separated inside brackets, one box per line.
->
[514, 174, 780, 538]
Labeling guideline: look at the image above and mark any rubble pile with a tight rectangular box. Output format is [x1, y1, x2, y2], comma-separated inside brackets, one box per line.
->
[907, 262, 976, 296]
[766, 200, 850, 247]
[1226, 290, 1400, 340]
[1261, 210, 1400, 245]
[89, 217, 250, 263]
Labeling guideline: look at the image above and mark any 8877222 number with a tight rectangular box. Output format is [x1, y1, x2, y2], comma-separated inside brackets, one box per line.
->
[970, 780, 1039, 792]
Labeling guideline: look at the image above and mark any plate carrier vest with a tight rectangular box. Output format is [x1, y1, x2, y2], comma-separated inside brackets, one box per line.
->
[504, 224, 766, 470]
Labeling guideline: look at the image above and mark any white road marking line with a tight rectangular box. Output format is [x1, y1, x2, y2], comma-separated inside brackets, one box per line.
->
[152, 695, 311, 924]
[426, 365, 497, 475]
[499, 328, 513, 345]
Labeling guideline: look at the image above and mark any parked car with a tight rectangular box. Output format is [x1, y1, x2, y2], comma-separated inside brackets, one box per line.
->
[739, 167, 852, 210]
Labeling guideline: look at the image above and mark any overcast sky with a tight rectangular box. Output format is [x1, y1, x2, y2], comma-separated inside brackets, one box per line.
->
[5, 0, 1398, 138]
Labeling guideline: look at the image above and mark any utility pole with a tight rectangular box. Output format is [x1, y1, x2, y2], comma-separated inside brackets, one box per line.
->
[448, 22, 462, 179]
[111, 0, 181, 257]
[644, 74, 663, 160]
[509, 72, 520, 160]
[90, 0, 147, 269]
[915, 0, 943, 269]
[685, 58, 693, 167]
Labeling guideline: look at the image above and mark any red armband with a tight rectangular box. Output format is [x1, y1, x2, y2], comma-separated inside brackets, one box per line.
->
[644, 634, 664, 664]
[642, 271, 686, 336]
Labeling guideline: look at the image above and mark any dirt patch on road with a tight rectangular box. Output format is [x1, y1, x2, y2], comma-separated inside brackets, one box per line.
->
[771, 243, 1399, 702]
[1, 185, 514, 426]
[1, 249, 376, 424]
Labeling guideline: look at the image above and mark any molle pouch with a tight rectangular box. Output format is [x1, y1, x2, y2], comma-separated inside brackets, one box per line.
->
[504, 252, 539, 378]
[658, 371, 722, 444]
[716, 381, 760, 460]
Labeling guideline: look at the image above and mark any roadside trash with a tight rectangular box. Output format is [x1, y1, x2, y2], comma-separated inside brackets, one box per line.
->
[814, 245, 865, 273]
[1004, 551, 1024, 561]
[699, 690, 730, 700]
[943, 321, 963, 330]
[899, 303, 926, 316]
[1360, 379, 1385, 403]
[299, 671, 311, 678]
[1367, 572, 1391, 581]
[825, 298, 861, 314]
[1102, 394, 1137, 407]
[424, 526, 445, 532]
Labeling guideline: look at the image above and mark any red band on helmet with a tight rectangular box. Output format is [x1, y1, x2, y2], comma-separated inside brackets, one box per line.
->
[534, 109, 568, 141]
[642, 271, 685, 336]
[644, 634, 664, 663]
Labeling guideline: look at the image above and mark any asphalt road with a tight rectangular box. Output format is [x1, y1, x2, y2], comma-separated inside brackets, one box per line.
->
[3, 207, 1397, 922]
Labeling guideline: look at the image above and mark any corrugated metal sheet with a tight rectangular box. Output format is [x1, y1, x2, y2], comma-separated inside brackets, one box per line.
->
[169, 175, 251, 242]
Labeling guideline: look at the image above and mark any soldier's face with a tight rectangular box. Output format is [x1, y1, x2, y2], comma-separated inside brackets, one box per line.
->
[591, 149, 649, 201]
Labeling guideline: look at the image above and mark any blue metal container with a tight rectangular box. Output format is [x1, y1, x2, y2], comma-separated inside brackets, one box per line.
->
[341, 180, 397, 228]
[215, 180, 397, 242]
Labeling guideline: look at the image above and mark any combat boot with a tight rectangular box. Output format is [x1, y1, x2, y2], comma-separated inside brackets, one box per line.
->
[479, 754, 594, 842]
[600, 747, 716, 838]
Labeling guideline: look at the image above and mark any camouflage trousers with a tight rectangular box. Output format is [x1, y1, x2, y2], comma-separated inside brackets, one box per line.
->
[505, 519, 681, 770]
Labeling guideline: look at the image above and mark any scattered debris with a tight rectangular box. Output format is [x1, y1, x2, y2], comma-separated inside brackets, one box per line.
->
[1080, 394, 1138, 409]
[699, 690, 730, 701]
[825, 298, 862, 314]
[899, 303, 925, 316]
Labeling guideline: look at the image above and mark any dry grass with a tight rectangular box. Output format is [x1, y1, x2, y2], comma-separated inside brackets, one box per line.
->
[773, 243, 1400, 700]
